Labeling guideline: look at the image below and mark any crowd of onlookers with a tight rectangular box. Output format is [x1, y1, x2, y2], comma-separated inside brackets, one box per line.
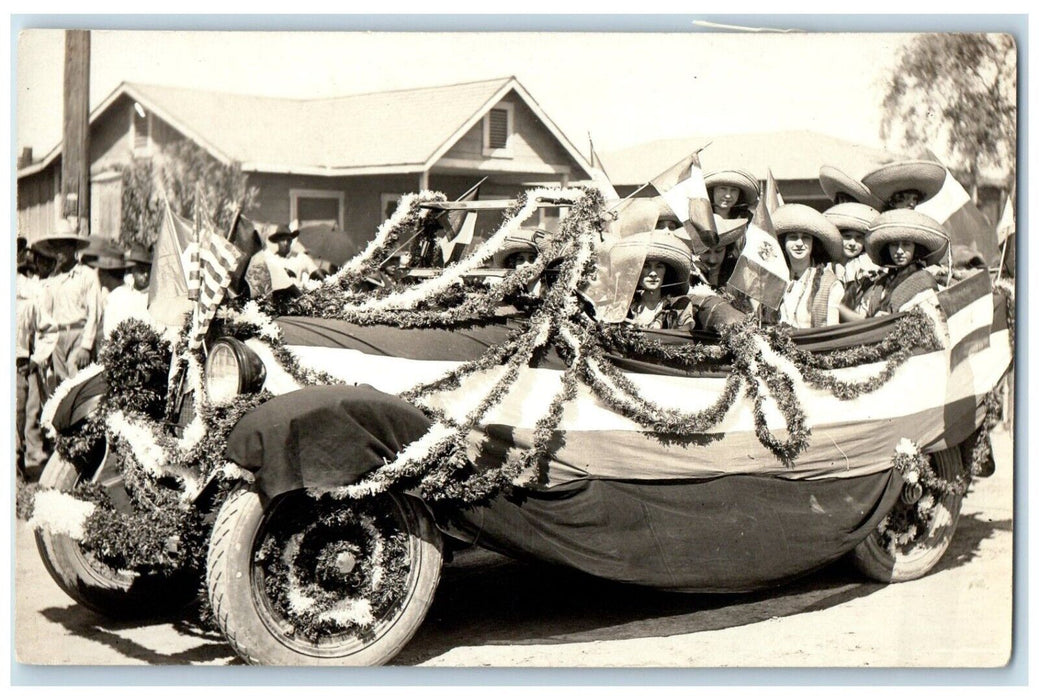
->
[16, 224, 153, 481]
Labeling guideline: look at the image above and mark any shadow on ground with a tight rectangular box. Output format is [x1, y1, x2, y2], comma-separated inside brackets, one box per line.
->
[37, 603, 239, 665]
[393, 512, 1012, 665]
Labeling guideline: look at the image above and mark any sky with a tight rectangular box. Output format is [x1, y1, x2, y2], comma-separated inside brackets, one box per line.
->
[15, 28, 915, 161]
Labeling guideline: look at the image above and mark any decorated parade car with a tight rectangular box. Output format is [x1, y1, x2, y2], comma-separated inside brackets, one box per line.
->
[30, 185, 1014, 666]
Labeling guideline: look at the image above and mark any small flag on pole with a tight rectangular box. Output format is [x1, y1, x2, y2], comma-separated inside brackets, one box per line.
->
[726, 189, 790, 310]
[649, 152, 718, 253]
[996, 185, 1015, 244]
[765, 168, 784, 214]
[914, 151, 1000, 265]
[187, 191, 245, 350]
[436, 179, 484, 263]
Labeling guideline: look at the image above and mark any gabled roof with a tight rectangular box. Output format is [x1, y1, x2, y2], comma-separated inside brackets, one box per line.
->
[599, 131, 907, 186]
[19, 77, 594, 179]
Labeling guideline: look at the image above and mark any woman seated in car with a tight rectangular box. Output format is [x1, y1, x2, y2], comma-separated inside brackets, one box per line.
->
[608, 229, 693, 330]
[772, 203, 847, 329]
[856, 209, 949, 318]
[705, 168, 760, 221]
[822, 201, 882, 321]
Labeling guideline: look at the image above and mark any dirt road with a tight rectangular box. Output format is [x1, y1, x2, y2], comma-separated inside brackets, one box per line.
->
[14, 427, 1014, 669]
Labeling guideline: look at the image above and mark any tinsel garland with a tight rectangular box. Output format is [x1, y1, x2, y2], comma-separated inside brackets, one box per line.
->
[875, 438, 970, 554]
[34, 180, 1014, 637]
[254, 495, 410, 642]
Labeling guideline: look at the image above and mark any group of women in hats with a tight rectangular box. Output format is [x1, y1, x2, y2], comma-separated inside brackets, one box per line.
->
[602, 159, 954, 332]
[15, 222, 155, 480]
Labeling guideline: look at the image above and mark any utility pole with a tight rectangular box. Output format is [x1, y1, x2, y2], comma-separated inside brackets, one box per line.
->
[62, 29, 90, 234]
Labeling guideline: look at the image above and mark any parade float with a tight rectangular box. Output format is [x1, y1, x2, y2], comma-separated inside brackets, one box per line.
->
[30, 185, 1014, 666]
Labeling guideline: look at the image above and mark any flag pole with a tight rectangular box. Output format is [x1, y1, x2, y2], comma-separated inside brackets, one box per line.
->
[606, 141, 714, 212]
[995, 238, 1009, 284]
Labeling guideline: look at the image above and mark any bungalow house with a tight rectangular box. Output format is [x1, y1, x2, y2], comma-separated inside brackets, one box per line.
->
[17, 76, 596, 251]
[598, 131, 1007, 225]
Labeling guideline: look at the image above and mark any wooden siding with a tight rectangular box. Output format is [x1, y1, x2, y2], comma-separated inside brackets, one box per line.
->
[440, 92, 574, 169]
[17, 163, 60, 242]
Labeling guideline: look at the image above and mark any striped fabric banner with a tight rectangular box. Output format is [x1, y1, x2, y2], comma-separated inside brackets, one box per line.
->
[275, 316, 1011, 487]
[937, 270, 993, 368]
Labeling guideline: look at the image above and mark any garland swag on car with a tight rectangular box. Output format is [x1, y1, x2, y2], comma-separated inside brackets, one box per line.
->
[31, 185, 1009, 639]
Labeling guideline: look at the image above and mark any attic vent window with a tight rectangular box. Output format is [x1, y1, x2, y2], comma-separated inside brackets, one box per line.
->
[482, 103, 514, 157]
[132, 103, 152, 154]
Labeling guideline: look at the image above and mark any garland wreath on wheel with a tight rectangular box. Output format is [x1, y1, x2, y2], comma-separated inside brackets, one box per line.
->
[30, 185, 1013, 638]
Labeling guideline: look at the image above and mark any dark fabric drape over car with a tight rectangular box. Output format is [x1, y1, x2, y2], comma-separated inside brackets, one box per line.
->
[436, 471, 903, 592]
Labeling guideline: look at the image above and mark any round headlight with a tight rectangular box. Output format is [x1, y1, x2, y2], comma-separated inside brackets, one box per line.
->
[204, 338, 267, 405]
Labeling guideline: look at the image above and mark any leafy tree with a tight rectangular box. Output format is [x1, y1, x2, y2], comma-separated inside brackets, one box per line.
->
[880, 33, 1017, 193]
[119, 140, 259, 250]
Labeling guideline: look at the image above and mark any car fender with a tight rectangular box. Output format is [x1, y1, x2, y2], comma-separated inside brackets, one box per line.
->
[225, 383, 433, 499]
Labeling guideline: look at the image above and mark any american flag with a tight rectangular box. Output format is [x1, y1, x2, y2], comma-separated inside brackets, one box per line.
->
[187, 197, 245, 350]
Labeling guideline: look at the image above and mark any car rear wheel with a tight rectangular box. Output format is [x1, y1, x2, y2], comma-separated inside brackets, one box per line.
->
[851, 447, 967, 583]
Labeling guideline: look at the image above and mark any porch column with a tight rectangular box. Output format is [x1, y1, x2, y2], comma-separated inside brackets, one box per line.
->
[419, 171, 429, 191]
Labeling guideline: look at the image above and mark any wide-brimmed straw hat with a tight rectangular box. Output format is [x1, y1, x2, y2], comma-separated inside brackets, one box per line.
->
[125, 245, 154, 266]
[861, 160, 947, 206]
[33, 219, 91, 257]
[818, 165, 885, 209]
[822, 202, 881, 236]
[608, 229, 692, 294]
[704, 169, 760, 207]
[79, 237, 127, 269]
[495, 229, 542, 267]
[866, 209, 950, 267]
[772, 203, 845, 263]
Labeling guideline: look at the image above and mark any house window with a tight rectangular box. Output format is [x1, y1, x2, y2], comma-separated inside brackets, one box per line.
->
[482, 104, 514, 157]
[290, 189, 345, 230]
[381, 193, 404, 221]
[132, 103, 151, 155]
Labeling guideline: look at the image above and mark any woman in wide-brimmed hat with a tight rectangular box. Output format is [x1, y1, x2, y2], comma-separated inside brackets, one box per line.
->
[818, 165, 885, 209]
[609, 230, 693, 329]
[772, 204, 846, 329]
[495, 229, 544, 295]
[861, 160, 946, 212]
[823, 202, 882, 317]
[705, 168, 760, 220]
[857, 209, 949, 317]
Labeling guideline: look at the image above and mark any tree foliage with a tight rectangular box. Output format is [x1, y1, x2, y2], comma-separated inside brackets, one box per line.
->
[119, 140, 259, 250]
[881, 33, 1017, 190]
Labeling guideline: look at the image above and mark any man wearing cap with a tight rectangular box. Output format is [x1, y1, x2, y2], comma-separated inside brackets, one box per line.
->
[102, 245, 154, 340]
[861, 160, 947, 212]
[31, 220, 103, 383]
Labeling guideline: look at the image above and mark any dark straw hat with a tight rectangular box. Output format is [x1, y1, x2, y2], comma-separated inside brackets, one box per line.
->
[865, 209, 950, 266]
[819, 165, 885, 210]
